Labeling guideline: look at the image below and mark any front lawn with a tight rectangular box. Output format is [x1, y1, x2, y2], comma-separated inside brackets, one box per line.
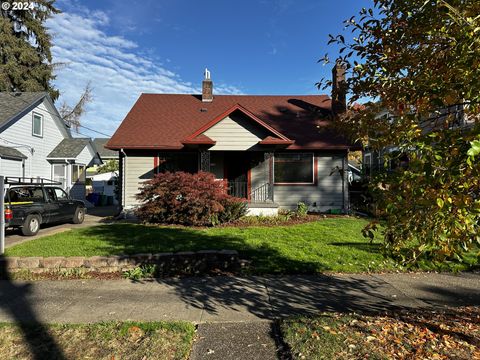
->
[0, 321, 195, 360]
[7, 218, 393, 273]
[6, 218, 477, 273]
[280, 307, 480, 359]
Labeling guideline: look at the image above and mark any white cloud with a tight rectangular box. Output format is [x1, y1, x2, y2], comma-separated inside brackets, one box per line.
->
[47, 7, 242, 138]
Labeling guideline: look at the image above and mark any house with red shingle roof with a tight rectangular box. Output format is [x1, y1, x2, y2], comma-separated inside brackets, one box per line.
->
[107, 64, 357, 214]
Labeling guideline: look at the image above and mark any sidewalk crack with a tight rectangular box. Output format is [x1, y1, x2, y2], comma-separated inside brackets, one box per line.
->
[259, 277, 275, 319]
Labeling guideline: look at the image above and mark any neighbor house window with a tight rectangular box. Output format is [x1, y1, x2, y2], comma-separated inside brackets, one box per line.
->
[364, 153, 372, 176]
[71, 164, 86, 183]
[274, 153, 314, 184]
[32, 113, 43, 137]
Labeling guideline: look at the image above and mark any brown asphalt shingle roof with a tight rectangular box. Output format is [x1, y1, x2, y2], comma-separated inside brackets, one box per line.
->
[107, 94, 352, 150]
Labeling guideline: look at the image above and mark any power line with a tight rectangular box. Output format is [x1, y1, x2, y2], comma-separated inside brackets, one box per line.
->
[5, 93, 113, 138]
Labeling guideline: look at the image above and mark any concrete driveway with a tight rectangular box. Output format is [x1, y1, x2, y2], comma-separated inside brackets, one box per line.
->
[5, 205, 119, 249]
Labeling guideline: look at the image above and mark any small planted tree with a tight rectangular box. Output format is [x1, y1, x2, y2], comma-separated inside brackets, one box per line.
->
[135, 171, 247, 226]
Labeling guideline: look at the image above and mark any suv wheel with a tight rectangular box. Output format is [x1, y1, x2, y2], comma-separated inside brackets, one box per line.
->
[72, 207, 85, 224]
[21, 214, 41, 236]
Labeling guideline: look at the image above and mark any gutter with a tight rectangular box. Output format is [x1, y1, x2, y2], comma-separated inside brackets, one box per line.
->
[120, 148, 127, 209]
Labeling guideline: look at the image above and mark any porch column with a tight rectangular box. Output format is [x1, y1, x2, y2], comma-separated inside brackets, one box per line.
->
[199, 150, 211, 172]
[264, 152, 274, 202]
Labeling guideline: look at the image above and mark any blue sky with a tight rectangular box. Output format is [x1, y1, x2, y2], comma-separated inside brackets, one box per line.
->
[48, 0, 370, 138]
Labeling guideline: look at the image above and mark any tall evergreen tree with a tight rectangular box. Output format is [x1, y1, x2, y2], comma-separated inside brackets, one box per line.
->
[0, 0, 60, 100]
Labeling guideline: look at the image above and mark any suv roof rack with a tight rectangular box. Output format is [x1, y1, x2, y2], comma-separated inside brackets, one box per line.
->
[4, 177, 61, 186]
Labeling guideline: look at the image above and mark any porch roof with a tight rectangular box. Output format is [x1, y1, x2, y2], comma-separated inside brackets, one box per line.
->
[107, 94, 357, 151]
[47, 138, 91, 159]
[181, 134, 216, 146]
[0, 145, 27, 159]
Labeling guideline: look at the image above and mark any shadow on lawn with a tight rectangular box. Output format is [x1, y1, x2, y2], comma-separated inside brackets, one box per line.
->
[79, 224, 335, 274]
[0, 255, 66, 360]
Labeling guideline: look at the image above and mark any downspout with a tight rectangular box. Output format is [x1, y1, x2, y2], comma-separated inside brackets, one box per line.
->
[120, 148, 126, 209]
[343, 150, 350, 214]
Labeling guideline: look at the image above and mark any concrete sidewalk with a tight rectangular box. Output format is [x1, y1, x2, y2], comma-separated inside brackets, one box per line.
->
[0, 272, 478, 324]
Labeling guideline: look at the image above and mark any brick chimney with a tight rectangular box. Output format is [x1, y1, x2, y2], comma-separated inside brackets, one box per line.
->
[202, 68, 213, 102]
[332, 60, 346, 114]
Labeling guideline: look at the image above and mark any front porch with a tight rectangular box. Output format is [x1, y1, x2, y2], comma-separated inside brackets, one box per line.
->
[155, 150, 278, 212]
[122, 148, 347, 212]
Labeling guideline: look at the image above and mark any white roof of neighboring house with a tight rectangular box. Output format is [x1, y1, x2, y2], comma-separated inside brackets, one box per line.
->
[90, 171, 118, 181]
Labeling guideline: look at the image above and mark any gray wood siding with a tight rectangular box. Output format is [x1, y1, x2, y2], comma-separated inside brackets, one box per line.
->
[274, 153, 345, 211]
[124, 155, 154, 207]
[203, 114, 269, 151]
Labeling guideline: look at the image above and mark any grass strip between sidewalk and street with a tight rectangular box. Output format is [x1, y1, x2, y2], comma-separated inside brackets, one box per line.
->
[0, 321, 195, 360]
[280, 306, 480, 360]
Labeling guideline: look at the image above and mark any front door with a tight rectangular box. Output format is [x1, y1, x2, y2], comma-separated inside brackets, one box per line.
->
[224, 152, 250, 199]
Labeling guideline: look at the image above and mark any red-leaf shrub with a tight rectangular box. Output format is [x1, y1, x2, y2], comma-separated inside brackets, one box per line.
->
[135, 171, 247, 226]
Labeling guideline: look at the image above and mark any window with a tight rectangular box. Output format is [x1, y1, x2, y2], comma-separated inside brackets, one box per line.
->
[7, 187, 44, 203]
[32, 113, 43, 137]
[274, 153, 314, 184]
[71, 164, 86, 183]
[52, 164, 66, 188]
[45, 187, 56, 202]
[156, 153, 198, 174]
[364, 153, 372, 176]
[54, 188, 69, 200]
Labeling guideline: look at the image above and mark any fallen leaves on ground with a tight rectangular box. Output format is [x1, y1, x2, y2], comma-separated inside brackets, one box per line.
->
[283, 306, 480, 360]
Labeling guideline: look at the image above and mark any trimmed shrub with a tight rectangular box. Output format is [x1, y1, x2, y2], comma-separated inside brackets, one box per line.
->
[135, 171, 247, 226]
[296, 202, 308, 217]
[214, 197, 248, 225]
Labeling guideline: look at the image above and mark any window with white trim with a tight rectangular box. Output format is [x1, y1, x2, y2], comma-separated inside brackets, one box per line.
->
[32, 113, 43, 137]
[71, 164, 86, 183]
[274, 153, 314, 184]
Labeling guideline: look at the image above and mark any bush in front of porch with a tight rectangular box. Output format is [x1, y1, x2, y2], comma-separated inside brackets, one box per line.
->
[135, 171, 247, 226]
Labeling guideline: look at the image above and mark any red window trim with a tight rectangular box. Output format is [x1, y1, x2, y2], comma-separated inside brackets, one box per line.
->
[273, 152, 317, 186]
[153, 155, 159, 175]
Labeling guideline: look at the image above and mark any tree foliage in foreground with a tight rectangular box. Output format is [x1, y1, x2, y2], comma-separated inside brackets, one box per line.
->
[0, 0, 60, 100]
[96, 159, 119, 175]
[319, 0, 480, 265]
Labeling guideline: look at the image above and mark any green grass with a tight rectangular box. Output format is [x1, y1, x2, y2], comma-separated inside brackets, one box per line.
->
[280, 307, 480, 359]
[7, 218, 397, 273]
[6, 218, 477, 273]
[0, 321, 195, 359]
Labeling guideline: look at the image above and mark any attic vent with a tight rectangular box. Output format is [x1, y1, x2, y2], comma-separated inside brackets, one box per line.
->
[200, 108, 208, 112]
